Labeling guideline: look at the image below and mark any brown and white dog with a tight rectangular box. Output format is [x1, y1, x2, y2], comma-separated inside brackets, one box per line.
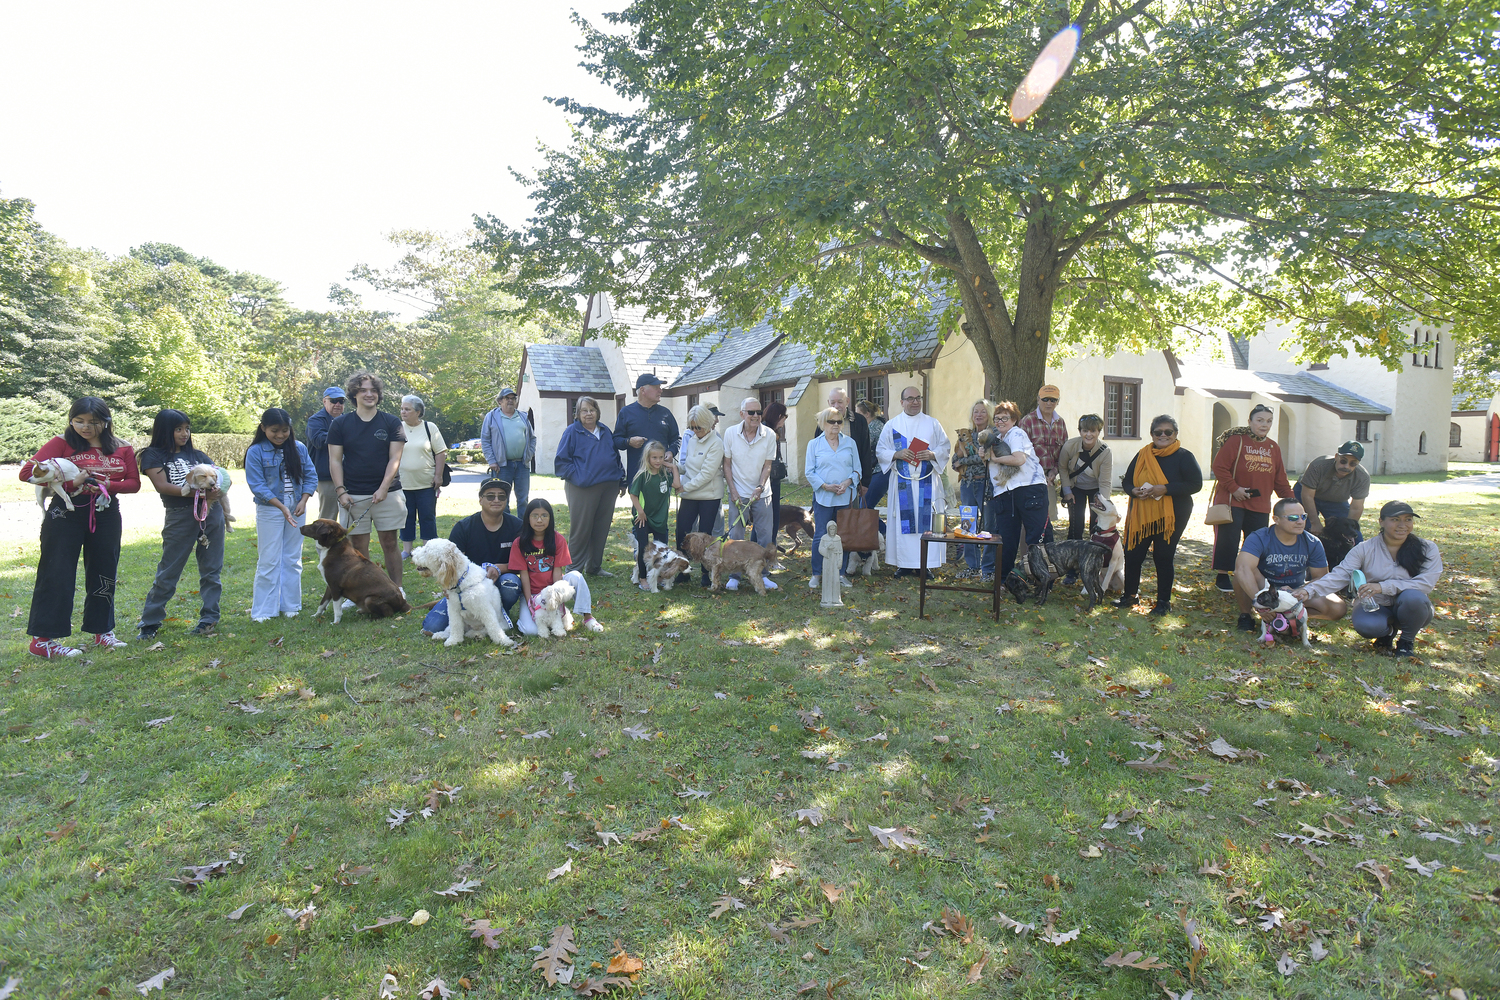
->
[630, 538, 691, 593]
[29, 458, 88, 510]
[411, 538, 514, 646]
[186, 463, 236, 533]
[300, 518, 411, 623]
[682, 531, 775, 595]
[776, 505, 815, 553]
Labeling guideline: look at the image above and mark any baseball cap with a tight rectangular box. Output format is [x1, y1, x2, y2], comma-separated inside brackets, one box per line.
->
[1039, 384, 1061, 399]
[1336, 441, 1365, 459]
[323, 386, 346, 399]
[707, 404, 726, 417]
[496, 386, 518, 399]
[635, 373, 664, 389]
[479, 477, 512, 497]
[1379, 500, 1420, 520]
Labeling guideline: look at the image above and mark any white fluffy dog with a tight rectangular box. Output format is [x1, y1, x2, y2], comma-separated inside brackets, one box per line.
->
[29, 458, 87, 510]
[411, 539, 514, 647]
[533, 580, 576, 637]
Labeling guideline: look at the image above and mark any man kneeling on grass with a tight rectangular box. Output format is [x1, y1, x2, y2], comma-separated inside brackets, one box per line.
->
[421, 478, 523, 636]
[1232, 498, 1345, 632]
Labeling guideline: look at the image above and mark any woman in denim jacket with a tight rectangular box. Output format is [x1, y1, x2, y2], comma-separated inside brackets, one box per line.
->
[244, 408, 319, 621]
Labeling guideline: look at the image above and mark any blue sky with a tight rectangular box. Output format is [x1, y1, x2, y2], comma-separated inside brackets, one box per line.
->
[0, 0, 621, 316]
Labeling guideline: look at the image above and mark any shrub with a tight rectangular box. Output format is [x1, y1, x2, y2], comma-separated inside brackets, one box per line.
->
[0, 398, 64, 463]
[192, 434, 257, 469]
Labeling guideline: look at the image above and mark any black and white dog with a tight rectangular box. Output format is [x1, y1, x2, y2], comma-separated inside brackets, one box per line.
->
[1003, 538, 1114, 610]
[1252, 582, 1311, 647]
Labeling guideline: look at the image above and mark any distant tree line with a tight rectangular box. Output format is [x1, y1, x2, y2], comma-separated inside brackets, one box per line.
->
[0, 192, 571, 460]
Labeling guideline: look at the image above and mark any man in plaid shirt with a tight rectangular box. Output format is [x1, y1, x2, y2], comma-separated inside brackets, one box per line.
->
[1018, 384, 1069, 543]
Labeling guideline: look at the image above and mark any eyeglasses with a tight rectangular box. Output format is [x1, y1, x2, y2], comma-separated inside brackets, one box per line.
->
[1281, 514, 1307, 522]
[902, 395, 922, 402]
[1040, 397, 1059, 403]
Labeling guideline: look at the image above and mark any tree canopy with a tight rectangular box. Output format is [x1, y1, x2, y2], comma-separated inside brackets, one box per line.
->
[480, 0, 1500, 401]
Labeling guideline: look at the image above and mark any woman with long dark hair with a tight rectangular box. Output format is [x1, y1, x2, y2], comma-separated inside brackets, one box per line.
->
[1210, 404, 1291, 593]
[244, 407, 318, 622]
[20, 397, 140, 656]
[137, 409, 228, 640]
[1296, 501, 1442, 657]
[763, 400, 789, 549]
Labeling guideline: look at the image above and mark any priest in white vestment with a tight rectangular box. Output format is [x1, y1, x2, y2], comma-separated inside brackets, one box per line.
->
[875, 387, 951, 571]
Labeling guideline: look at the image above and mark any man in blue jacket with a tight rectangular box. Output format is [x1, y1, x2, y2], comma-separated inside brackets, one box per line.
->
[614, 373, 681, 486]
[479, 386, 537, 515]
[305, 386, 345, 520]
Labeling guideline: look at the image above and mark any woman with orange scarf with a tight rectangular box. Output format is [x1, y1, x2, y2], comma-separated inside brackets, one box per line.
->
[1118, 415, 1203, 615]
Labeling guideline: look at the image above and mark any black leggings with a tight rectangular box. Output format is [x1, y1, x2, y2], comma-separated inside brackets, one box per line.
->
[676, 498, 720, 583]
[1212, 507, 1269, 572]
[1123, 527, 1187, 604]
[29, 499, 122, 639]
[1065, 488, 1100, 540]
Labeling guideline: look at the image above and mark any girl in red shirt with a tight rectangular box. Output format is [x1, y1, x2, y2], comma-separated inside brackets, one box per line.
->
[507, 498, 603, 635]
[19, 398, 141, 657]
[1210, 404, 1291, 592]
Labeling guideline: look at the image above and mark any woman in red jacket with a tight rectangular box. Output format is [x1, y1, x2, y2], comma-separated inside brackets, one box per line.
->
[1210, 404, 1291, 593]
[19, 398, 141, 657]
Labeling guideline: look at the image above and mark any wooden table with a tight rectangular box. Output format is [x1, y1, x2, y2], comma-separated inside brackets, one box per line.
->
[918, 532, 1005, 621]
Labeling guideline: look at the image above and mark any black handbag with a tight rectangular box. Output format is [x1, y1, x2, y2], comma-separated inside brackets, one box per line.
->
[770, 440, 788, 482]
[427, 422, 452, 486]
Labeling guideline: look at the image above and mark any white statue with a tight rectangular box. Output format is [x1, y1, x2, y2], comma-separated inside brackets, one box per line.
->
[819, 521, 844, 608]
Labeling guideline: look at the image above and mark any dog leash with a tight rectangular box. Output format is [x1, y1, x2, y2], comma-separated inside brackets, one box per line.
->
[86, 479, 111, 533]
[192, 487, 211, 546]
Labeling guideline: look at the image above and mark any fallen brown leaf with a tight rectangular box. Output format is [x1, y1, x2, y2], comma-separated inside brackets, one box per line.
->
[966, 950, 990, 984]
[533, 925, 578, 987]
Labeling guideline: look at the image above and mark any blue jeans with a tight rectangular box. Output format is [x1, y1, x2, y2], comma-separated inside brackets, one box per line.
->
[400, 487, 438, 543]
[958, 479, 995, 574]
[421, 573, 522, 633]
[1351, 589, 1433, 640]
[863, 469, 888, 536]
[1292, 482, 1362, 541]
[810, 501, 852, 577]
[988, 483, 1049, 579]
[494, 460, 530, 516]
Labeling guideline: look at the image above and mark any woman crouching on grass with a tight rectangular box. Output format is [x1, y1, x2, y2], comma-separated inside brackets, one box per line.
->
[21, 397, 140, 657]
[507, 498, 604, 635]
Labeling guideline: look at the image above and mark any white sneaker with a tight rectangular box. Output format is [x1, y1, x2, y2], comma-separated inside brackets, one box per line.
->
[840, 576, 854, 588]
[284, 611, 298, 619]
[340, 598, 356, 609]
[725, 577, 740, 591]
[809, 575, 822, 589]
[762, 577, 779, 591]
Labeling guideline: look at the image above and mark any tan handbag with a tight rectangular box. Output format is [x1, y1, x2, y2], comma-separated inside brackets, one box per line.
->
[1204, 437, 1244, 526]
[835, 508, 881, 552]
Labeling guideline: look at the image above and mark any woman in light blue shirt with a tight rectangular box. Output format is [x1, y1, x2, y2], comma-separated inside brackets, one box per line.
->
[805, 406, 861, 588]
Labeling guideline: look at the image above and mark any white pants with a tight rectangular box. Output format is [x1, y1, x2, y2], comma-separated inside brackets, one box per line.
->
[515, 570, 591, 635]
[252, 500, 306, 620]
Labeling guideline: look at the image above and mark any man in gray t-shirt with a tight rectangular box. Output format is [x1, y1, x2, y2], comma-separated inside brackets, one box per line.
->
[1293, 441, 1369, 535]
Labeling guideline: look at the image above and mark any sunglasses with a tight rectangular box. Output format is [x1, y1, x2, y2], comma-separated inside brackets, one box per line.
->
[1040, 397, 1059, 403]
[744, 409, 762, 415]
[481, 494, 509, 502]
[1281, 513, 1306, 522]
[1151, 429, 1176, 437]
[826, 420, 843, 425]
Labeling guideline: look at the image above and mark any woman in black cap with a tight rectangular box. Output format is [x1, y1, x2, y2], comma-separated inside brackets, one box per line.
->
[1295, 501, 1442, 657]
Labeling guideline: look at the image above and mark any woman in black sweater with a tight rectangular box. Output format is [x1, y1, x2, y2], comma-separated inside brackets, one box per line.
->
[1117, 415, 1204, 615]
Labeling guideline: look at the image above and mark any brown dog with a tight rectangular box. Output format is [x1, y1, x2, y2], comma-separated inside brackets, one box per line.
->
[776, 505, 814, 553]
[300, 518, 411, 622]
[682, 531, 775, 595]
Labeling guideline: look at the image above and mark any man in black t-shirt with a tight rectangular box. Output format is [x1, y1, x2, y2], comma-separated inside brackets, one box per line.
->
[327, 371, 407, 589]
[420, 478, 524, 635]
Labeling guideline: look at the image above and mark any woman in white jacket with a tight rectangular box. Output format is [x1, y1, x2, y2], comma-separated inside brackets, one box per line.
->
[1295, 500, 1441, 658]
[673, 405, 726, 587]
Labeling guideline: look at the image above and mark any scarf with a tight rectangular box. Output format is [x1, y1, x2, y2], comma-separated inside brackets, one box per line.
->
[1124, 439, 1180, 550]
[890, 429, 934, 535]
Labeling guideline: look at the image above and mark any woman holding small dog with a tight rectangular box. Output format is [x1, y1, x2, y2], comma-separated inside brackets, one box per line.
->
[805, 406, 860, 590]
[674, 405, 725, 587]
[137, 409, 232, 640]
[243, 408, 319, 623]
[1210, 404, 1292, 594]
[1294, 501, 1442, 658]
[508, 499, 604, 634]
[1118, 415, 1203, 616]
[986, 401, 1048, 582]
[22, 397, 140, 657]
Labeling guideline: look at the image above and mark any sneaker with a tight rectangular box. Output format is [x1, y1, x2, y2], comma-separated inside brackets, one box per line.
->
[762, 577, 779, 591]
[136, 625, 159, 642]
[93, 631, 128, 649]
[30, 638, 81, 658]
[638, 583, 652, 593]
[340, 598, 356, 610]
[1373, 635, 1394, 650]
[582, 617, 604, 633]
[1394, 635, 1415, 657]
[284, 611, 298, 619]
[593, 569, 615, 578]
[725, 576, 740, 591]
[809, 575, 822, 589]
[978, 572, 994, 584]
[1237, 613, 1257, 632]
[1215, 573, 1234, 593]
[401, 551, 413, 561]
[1148, 602, 1172, 616]
[954, 568, 975, 580]
[892, 568, 913, 579]
[191, 621, 216, 637]
[840, 576, 854, 588]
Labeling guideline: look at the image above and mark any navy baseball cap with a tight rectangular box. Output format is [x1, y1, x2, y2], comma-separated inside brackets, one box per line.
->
[635, 373, 664, 389]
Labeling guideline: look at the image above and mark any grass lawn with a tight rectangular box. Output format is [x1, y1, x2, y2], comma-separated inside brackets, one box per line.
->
[1, 485, 1497, 999]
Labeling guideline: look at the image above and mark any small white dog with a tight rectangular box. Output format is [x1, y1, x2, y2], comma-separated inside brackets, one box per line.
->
[186, 463, 236, 533]
[533, 580, 576, 637]
[29, 458, 88, 510]
[411, 539, 515, 647]
[630, 537, 691, 593]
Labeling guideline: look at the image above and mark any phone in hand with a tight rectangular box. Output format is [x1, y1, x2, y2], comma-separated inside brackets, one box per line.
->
[1245, 488, 1261, 497]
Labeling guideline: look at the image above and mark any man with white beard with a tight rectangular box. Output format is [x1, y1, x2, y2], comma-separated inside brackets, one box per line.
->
[875, 386, 951, 576]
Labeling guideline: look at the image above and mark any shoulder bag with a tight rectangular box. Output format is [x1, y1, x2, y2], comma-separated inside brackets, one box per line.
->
[835, 508, 881, 552]
[770, 438, 788, 482]
[1203, 437, 1242, 525]
[427, 422, 453, 487]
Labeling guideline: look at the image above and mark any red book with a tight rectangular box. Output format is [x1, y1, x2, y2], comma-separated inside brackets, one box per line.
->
[908, 438, 929, 458]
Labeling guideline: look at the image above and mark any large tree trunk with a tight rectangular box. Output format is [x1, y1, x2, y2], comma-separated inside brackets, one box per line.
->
[945, 204, 1056, 405]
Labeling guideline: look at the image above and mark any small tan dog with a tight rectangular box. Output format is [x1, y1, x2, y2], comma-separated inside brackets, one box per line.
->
[682, 531, 775, 595]
[186, 463, 236, 533]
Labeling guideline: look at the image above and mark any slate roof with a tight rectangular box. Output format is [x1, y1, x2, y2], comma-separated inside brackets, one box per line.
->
[754, 292, 955, 386]
[610, 303, 694, 387]
[525, 345, 617, 394]
[1228, 336, 1251, 370]
[1452, 392, 1487, 412]
[668, 312, 782, 390]
[1174, 364, 1390, 417]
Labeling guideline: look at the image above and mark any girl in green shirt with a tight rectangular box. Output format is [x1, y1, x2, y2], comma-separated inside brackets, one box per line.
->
[629, 441, 673, 590]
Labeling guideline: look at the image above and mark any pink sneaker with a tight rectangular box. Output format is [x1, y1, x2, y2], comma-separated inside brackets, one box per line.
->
[30, 638, 82, 658]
